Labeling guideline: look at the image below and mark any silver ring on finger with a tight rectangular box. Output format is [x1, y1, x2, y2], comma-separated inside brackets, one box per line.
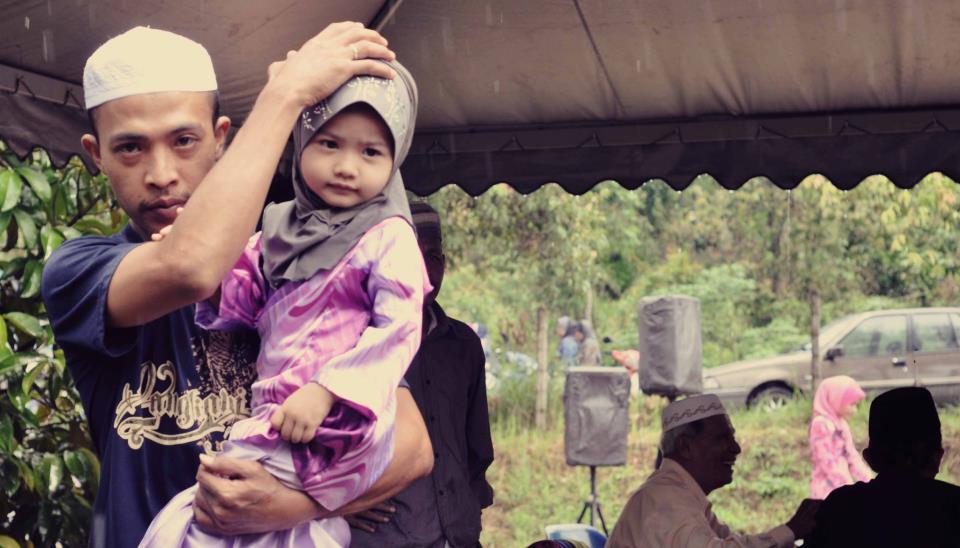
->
[350, 43, 359, 60]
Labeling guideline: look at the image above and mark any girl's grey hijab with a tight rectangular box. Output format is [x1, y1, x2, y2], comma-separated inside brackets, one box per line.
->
[261, 59, 417, 287]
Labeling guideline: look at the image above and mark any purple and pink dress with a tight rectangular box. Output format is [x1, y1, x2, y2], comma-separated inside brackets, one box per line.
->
[140, 217, 429, 547]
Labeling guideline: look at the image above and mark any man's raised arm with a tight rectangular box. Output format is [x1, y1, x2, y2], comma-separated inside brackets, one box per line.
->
[101, 23, 396, 327]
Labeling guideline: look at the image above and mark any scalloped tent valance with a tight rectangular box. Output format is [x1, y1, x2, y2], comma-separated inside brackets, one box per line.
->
[3, 0, 960, 196]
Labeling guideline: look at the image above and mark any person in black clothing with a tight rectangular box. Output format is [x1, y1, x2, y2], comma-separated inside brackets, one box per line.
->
[347, 202, 495, 547]
[807, 386, 960, 547]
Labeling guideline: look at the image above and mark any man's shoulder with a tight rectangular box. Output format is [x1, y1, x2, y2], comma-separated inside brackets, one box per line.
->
[446, 316, 482, 343]
[51, 231, 130, 257]
[634, 465, 697, 500]
[433, 305, 483, 346]
[619, 469, 701, 523]
[927, 478, 960, 502]
[822, 480, 870, 505]
[43, 231, 135, 287]
[826, 476, 960, 507]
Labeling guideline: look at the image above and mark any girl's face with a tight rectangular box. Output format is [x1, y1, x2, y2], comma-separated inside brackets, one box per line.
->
[839, 400, 858, 419]
[300, 105, 394, 209]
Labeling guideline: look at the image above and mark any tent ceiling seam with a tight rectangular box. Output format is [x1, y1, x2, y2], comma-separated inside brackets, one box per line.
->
[369, 0, 406, 32]
[0, 64, 84, 108]
[572, 0, 626, 118]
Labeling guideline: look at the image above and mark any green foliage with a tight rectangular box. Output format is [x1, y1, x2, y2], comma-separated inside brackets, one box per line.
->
[435, 174, 960, 433]
[0, 143, 122, 547]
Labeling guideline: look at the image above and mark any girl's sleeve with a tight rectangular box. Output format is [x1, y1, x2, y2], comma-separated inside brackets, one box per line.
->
[195, 233, 267, 331]
[810, 418, 854, 489]
[311, 220, 430, 417]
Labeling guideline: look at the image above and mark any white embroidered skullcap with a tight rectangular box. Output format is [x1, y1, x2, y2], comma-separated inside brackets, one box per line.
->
[661, 394, 727, 432]
[84, 26, 217, 109]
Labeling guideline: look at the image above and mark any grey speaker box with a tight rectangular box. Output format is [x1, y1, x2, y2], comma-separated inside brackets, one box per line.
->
[637, 295, 703, 398]
[563, 366, 631, 466]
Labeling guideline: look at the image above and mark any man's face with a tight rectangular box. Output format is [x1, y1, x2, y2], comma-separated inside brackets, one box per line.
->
[81, 91, 229, 238]
[418, 234, 445, 304]
[684, 414, 742, 494]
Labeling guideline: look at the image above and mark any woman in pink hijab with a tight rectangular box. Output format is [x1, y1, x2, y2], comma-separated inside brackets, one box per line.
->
[809, 375, 874, 499]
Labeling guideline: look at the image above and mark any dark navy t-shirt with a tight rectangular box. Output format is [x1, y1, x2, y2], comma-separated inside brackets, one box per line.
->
[41, 225, 257, 548]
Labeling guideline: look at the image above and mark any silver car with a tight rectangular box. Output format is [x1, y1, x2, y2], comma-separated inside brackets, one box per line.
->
[703, 307, 960, 407]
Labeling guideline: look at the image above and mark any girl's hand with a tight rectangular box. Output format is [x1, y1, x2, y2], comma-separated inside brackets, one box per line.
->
[271, 383, 335, 444]
[150, 207, 184, 241]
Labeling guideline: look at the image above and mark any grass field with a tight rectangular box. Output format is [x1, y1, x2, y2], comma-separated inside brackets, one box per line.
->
[478, 396, 960, 547]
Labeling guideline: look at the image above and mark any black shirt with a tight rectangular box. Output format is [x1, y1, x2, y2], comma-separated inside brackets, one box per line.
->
[808, 473, 960, 548]
[351, 301, 494, 548]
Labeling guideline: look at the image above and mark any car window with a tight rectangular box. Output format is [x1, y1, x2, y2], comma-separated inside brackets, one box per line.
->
[796, 314, 859, 352]
[952, 314, 960, 344]
[840, 315, 907, 358]
[913, 314, 959, 353]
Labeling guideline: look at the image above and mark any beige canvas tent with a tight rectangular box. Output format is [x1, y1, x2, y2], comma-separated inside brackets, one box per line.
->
[2, 0, 960, 195]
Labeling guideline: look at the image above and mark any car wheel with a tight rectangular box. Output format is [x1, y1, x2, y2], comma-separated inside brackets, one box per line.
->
[750, 385, 793, 410]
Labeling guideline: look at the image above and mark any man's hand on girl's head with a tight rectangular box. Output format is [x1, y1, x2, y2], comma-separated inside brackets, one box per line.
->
[265, 21, 397, 109]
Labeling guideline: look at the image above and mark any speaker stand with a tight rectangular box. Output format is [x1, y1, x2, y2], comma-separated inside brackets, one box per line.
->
[576, 465, 608, 535]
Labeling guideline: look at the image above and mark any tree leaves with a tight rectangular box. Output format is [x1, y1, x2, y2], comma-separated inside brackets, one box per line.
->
[12, 210, 36, 249]
[39, 225, 63, 261]
[4, 313, 43, 340]
[0, 146, 104, 546]
[20, 261, 41, 298]
[0, 170, 22, 212]
[16, 167, 51, 204]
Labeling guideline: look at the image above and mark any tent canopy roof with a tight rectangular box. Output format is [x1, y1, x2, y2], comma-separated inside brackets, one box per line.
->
[2, 0, 959, 195]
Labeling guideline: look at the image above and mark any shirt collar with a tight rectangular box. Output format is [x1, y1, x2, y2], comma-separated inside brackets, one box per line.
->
[121, 223, 144, 244]
[424, 302, 439, 336]
[660, 458, 710, 510]
[424, 300, 452, 340]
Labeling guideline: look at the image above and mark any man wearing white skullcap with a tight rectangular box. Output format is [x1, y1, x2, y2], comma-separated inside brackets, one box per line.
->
[83, 26, 218, 109]
[608, 395, 821, 547]
[42, 23, 432, 548]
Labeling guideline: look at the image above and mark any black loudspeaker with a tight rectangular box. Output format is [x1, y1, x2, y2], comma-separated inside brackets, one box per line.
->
[637, 295, 703, 398]
[563, 366, 631, 467]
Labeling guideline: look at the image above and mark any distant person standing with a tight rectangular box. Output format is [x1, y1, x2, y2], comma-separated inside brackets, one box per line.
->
[809, 376, 872, 499]
[556, 316, 579, 368]
[576, 320, 602, 367]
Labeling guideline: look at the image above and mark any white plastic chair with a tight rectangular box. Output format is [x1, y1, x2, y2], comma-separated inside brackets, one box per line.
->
[544, 523, 607, 548]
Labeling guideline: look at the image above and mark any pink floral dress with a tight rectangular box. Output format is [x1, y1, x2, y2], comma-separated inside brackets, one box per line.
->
[809, 375, 873, 499]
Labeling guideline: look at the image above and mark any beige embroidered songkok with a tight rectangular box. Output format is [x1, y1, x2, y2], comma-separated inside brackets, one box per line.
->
[661, 394, 727, 432]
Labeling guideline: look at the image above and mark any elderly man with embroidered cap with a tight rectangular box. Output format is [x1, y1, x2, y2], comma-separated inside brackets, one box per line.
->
[608, 394, 820, 547]
[42, 24, 433, 548]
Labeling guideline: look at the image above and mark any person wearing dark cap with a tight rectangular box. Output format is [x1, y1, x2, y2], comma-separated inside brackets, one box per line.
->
[347, 202, 495, 547]
[807, 387, 960, 547]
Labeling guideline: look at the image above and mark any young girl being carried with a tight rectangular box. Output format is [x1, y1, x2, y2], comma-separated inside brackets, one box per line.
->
[141, 59, 429, 547]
